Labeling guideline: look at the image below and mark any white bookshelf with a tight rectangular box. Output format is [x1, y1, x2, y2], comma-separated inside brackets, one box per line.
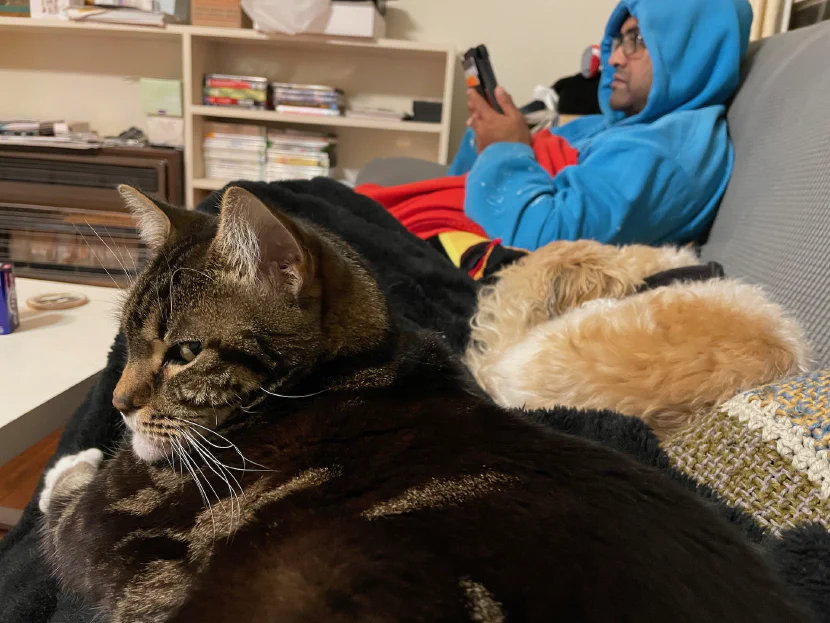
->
[0, 16, 456, 207]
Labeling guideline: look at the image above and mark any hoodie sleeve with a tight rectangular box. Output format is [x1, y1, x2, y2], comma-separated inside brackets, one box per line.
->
[448, 127, 479, 176]
[464, 136, 694, 250]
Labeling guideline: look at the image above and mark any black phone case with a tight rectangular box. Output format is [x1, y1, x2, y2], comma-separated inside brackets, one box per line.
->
[463, 45, 502, 114]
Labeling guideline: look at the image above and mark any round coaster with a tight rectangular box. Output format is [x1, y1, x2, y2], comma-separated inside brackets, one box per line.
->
[27, 292, 90, 311]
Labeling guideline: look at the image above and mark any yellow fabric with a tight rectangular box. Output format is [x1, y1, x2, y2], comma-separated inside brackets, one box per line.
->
[437, 231, 489, 268]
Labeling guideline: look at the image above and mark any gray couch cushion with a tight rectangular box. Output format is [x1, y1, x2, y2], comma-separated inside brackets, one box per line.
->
[702, 22, 830, 368]
[356, 157, 450, 187]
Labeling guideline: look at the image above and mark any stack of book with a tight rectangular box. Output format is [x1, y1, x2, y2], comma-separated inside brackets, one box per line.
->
[203, 74, 269, 110]
[203, 122, 267, 181]
[202, 122, 337, 182]
[265, 129, 337, 181]
[271, 83, 344, 117]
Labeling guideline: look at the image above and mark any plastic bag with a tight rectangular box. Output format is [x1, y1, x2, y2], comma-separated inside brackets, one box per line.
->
[241, 0, 330, 35]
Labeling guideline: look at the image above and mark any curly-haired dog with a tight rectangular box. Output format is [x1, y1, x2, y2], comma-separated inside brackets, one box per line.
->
[466, 240, 810, 438]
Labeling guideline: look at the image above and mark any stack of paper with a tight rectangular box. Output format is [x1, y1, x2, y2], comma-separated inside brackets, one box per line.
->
[202, 122, 337, 182]
[67, 0, 165, 27]
[203, 122, 267, 181]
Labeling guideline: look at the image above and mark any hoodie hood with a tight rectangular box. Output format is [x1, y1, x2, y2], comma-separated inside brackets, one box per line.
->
[599, 0, 753, 126]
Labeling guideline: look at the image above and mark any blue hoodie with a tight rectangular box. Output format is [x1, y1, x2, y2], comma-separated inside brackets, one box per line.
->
[450, 0, 753, 251]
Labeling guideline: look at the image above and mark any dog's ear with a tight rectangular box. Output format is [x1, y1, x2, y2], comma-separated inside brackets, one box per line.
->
[538, 242, 639, 315]
[548, 263, 634, 314]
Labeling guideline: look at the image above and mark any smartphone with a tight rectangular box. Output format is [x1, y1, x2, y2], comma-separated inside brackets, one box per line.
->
[463, 45, 502, 114]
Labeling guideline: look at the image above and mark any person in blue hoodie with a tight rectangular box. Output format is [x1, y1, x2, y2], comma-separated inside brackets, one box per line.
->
[450, 0, 753, 251]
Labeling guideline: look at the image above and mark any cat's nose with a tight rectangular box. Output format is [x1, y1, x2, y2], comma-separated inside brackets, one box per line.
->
[112, 393, 138, 414]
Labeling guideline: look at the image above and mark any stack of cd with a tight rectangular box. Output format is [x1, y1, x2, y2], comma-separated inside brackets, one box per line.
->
[265, 129, 337, 181]
[203, 122, 267, 180]
[203, 74, 269, 110]
[270, 82, 344, 117]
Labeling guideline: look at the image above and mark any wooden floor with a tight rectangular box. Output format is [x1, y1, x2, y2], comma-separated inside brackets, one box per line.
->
[0, 429, 61, 540]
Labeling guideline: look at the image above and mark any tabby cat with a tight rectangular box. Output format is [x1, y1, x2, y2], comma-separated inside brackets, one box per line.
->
[39, 185, 809, 622]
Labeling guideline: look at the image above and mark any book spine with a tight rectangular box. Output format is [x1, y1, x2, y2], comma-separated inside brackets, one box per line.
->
[275, 106, 341, 116]
[205, 78, 268, 90]
[204, 87, 268, 102]
[203, 96, 266, 108]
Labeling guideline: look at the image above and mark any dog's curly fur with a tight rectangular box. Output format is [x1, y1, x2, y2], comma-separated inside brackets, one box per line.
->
[466, 240, 811, 438]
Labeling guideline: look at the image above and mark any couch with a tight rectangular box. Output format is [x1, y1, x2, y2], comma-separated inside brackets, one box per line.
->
[358, 21, 830, 369]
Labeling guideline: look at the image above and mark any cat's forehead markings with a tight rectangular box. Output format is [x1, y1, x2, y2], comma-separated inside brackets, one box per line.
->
[150, 340, 167, 371]
[139, 309, 161, 341]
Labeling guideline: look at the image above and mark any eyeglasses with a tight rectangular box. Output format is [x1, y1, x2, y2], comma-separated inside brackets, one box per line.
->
[612, 29, 646, 58]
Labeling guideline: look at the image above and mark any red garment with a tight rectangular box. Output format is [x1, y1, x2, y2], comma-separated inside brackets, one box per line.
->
[356, 132, 580, 240]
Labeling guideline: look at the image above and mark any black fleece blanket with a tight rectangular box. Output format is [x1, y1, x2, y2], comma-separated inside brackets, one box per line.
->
[1, 179, 828, 622]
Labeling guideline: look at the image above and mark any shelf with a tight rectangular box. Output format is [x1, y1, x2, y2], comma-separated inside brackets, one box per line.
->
[190, 105, 443, 134]
[0, 17, 453, 55]
[184, 25, 453, 55]
[0, 15, 178, 39]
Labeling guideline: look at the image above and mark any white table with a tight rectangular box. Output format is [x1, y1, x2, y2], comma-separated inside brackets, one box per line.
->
[0, 278, 122, 467]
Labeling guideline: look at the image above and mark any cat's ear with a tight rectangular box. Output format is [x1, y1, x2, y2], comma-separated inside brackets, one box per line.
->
[212, 186, 306, 292]
[119, 185, 209, 250]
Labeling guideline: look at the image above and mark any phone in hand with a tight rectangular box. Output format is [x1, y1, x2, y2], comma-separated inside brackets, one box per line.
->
[463, 45, 502, 114]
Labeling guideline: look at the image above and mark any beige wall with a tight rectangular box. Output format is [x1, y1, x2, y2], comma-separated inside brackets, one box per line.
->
[387, 0, 617, 156]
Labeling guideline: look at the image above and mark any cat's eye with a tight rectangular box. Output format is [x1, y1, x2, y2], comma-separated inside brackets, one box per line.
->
[180, 341, 202, 362]
[165, 341, 202, 365]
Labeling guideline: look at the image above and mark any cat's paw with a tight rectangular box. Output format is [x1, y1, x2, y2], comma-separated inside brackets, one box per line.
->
[39, 448, 104, 514]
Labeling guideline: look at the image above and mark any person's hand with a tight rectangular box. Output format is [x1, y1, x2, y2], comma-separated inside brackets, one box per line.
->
[467, 86, 532, 153]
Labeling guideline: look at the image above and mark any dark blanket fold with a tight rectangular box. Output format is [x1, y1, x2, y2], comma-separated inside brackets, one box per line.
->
[1, 179, 828, 622]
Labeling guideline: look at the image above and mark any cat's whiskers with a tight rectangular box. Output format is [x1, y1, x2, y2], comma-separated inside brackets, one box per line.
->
[185, 429, 266, 481]
[84, 219, 134, 289]
[171, 436, 217, 538]
[161, 434, 178, 474]
[241, 395, 266, 414]
[102, 224, 139, 286]
[168, 267, 216, 317]
[171, 417, 273, 472]
[152, 273, 165, 319]
[168, 419, 245, 533]
[260, 386, 329, 400]
[186, 426, 273, 474]
[71, 223, 122, 290]
[182, 430, 244, 534]
[178, 426, 240, 496]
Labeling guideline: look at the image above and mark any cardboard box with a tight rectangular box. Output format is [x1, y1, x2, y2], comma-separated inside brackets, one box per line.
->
[191, 0, 243, 28]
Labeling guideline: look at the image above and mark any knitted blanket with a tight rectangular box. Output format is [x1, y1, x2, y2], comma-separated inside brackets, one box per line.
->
[0, 179, 827, 622]
[665, 370, 830, 535]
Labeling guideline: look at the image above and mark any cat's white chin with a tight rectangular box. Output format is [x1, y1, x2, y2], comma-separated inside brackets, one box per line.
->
[130, 431, 169, 463]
